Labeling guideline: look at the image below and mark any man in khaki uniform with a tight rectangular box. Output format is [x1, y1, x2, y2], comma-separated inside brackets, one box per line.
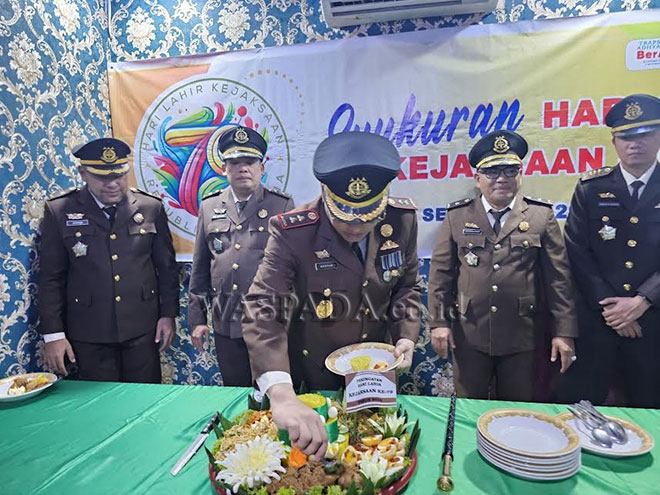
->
[243, 131, 422, 460]
[428, 130, 577, 400]
[188, 126, 294, 386]
[39, 138, 179, 383]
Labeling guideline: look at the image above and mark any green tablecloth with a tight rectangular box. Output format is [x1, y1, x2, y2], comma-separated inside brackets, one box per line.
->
[1, 381, 658, 495]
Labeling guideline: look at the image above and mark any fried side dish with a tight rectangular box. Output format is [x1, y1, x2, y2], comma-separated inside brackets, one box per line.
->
[7, 375, 51, 396]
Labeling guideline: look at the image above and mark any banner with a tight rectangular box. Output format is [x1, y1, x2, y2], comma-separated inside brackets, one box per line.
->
[108, 11, 660, 260]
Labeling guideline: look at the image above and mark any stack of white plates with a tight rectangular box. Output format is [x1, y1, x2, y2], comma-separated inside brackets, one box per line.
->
[477, 409, 581, 481]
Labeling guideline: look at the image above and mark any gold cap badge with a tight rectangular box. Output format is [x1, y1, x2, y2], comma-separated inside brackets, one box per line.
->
[493, 136, 510, 153]
[101, 147, 118, 163]
[346, 177, 371, 200]
[234, 128, 249, 144]
[316, 300, 333, 319]
[624, 102, 643, 121]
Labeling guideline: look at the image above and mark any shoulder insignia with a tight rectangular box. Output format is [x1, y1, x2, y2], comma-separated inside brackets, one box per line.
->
[49, 187, 79, 200]
[130, 187, 161, 201]
[201, 189, 223, 201]
[446, 197, 473, 210]
[580, 166, 614, 182]
[524, 196, 553, 207]
[278, 209, 319, 230]
[264, 186, 291, 199]
[387, 196, 417, 210]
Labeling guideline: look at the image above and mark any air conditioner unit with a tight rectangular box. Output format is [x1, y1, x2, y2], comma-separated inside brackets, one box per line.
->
[321, 0, 498, 28]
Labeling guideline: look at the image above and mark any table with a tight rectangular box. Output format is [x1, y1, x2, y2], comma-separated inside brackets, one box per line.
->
[2, 381, 658, 495]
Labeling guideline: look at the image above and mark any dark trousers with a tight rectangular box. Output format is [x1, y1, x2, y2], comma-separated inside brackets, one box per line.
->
[70, 332, 161, 383]
[453, 346, 536, 401]
[214, 334, 252, 387]
[557, 309, 660, 408]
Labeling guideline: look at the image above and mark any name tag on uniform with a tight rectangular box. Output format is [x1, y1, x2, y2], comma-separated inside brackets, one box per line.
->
[462, 228, 482, 235]
[66, 219, 89, 227]
[315, 261, 338, 271]
[211, 213, 227, 220]
[598, 201, 620, 207]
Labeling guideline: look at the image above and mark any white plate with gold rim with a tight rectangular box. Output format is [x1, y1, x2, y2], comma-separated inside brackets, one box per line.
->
[478, 409, 580, 458]
[477, 437, 579, 472]
[556, 412, 654, 458]
[477, 429, 579, 464]
[325, 342, 403, 376]
[0, 372, 58, 403]
[478, 444, 581, 481]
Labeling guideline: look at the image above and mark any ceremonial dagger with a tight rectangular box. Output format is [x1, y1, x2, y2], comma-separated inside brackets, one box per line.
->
[170, 411, 220, 476]
[437, 392, 457, 492]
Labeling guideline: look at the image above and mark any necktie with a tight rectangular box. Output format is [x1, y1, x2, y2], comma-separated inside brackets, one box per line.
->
[236, 200, 247, 214]
[630, 180, 644, 202]
[103, 206, 117, 227]
[490, 207, 510, 235]
[352, 242, 365, 265]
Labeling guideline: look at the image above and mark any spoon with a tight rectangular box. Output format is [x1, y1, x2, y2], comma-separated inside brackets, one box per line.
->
[578, 401, 628, 444]
[567, 406, 613, 448]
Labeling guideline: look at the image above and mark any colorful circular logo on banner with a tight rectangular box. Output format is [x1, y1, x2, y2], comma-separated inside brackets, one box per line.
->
[134, 76, 291, 240]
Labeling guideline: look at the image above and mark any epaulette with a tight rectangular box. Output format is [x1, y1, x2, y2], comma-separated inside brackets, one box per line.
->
[446, 197, 473, 210]
[524, 196, 553, 207]
[387, 196, 417, 210]
[201, 189, 223, 201]
[130, 187, 161, 201]
[278, 209, 319, 230]
[580, 167, 614, 182]
[49, 187, 79, 200]
[264, 186, 291, 199]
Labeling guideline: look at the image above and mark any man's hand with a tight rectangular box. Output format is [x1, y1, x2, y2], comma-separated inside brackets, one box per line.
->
[155, 317, 176, 353]
[394, 338, 414, 370]
[191, 325, 211, 353]
[430, 327, 455, 359]
[44, 339, 75, 375]
[613, 320, 643, 339]
[599, 296, 650, 330]
[269, 383, 327, 461]
[550, 336, 575, 373]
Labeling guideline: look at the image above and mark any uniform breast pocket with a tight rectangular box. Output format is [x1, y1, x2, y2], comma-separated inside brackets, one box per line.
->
[249, 227, 270, 250]
[206, 219, 231, 252]
[128, 222, 157, 236]
[510, 234, 541, 251]
[63, 225, 97, 257]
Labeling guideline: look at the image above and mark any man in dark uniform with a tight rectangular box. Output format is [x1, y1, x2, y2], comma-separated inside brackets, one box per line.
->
[39, 137, 180, 383]
[560, 94, 660, 408]
[243, 131, 422, 460]
[427, 130, 577, 401]
[188, 126, 294, 386]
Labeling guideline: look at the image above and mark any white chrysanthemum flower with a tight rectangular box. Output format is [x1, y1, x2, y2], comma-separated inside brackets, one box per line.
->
[215, 435, 286, 493]
[359, 451, 403, 487]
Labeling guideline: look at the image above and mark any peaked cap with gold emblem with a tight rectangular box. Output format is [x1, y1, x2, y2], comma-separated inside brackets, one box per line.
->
[73, 137, 131, 177]
[605, 94, 660, 137]
[217, 126, 267, 161]
[314, 131, 400, 224]
[468, 130, 528, 170]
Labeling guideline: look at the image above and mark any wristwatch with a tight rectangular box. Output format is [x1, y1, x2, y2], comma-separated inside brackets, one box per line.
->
[638, 293, 653, 307]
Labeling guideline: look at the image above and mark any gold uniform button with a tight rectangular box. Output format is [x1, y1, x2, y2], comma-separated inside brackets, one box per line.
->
[625, 261, 634, 269]
[75, 232, 82, 238]
[494, 244, 501, 250]
[109, 233, 117, 240]
[492, 285, 498, 292]
[258, 226, 265, 232]
[493, 264, 501, 271]
[74, 298, 79, 303]
[232, 284, 238, 291]
[362, 333, 368, 339]
[234, 243, 241, 250]
[523, 240, 530, 247]
[630, 216, 639, 224]
[623, 284, 632, 291]
[362, 280, 369, 287]
[139, 228, 146, 235]
[111, 254, 118, 261]
[627, 240, 637, 248]
[491, 306, 498, 313]
[467, 242, 474, 249]
[302, 349, 309, 357]
[115, 296, 121, 302]
[214, 228, 219, 233]
[323, 288, 331, 297]
[363, 308, 370, 315]
[114, 274, 120, 282]
[602, 216, 610, 222]
[236, 224, 243, 230]
[232, 263, 239, 270]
